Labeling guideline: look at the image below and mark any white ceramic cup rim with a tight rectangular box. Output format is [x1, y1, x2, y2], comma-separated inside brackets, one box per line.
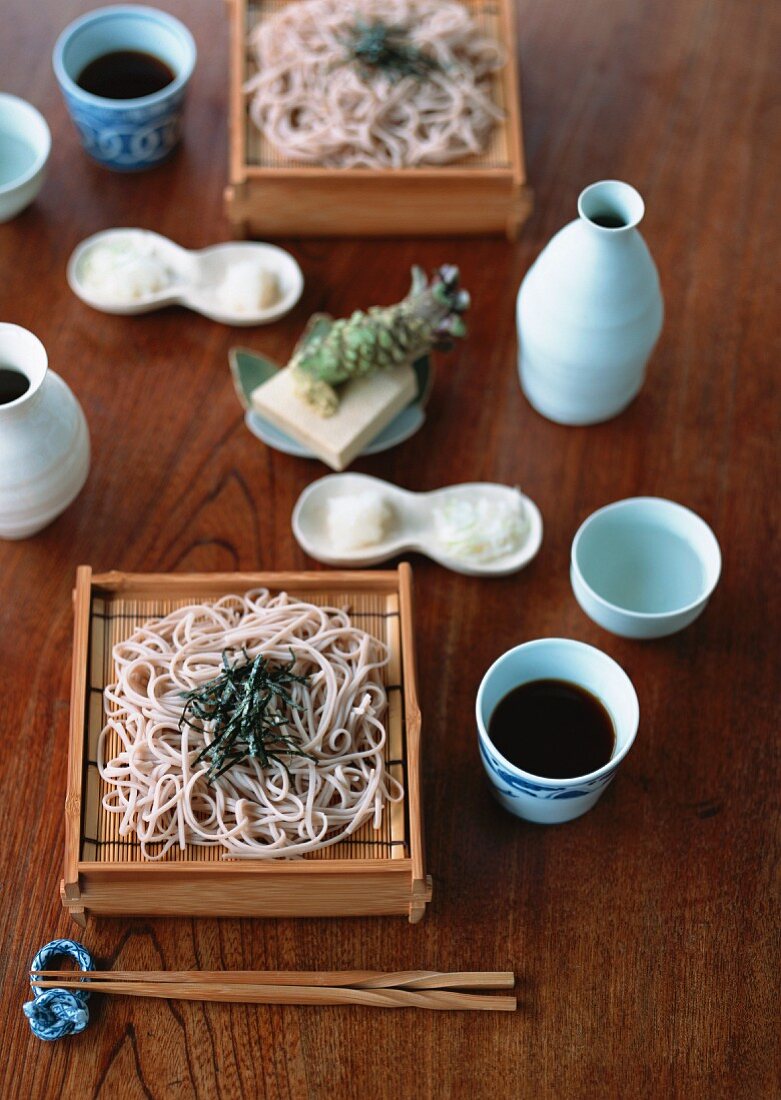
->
[0, 323, 48, 409]
[0, 94, 51, 194]
[578, 180, 645, 232]
[52, 4, 197, 109]
[571, 496, 722, 620]
[476, 638, 639, 788]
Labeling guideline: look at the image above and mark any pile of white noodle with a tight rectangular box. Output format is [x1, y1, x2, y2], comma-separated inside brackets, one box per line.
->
[246, 0, 504, 168]
[98, 591, 402, 860]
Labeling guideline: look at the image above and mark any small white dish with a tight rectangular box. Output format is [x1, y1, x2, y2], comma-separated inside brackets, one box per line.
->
[292, 473, 543, 577]
[0, 94, 51, 222]
[67, 229, 304, 326]
[476, 638, 639, 824]
[571, 496, 721, 639]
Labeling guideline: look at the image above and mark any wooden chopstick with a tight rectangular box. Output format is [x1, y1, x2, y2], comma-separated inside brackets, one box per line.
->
[30, 979, 516, 1012]
[30, 969, 514, 991]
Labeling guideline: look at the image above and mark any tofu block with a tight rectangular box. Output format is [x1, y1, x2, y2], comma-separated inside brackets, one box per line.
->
[250, 364, 417, 471]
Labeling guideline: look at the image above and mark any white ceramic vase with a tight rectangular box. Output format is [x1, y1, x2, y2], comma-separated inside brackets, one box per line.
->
[517, 180, 664, 425]
[0, 324, 90, 539]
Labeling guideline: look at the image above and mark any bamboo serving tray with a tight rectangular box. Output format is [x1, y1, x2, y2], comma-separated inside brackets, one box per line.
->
[224, 0, 532, 237]
[62, 565, 430, 926]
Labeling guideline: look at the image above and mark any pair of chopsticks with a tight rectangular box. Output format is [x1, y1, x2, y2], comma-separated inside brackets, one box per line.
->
[31, 969, 516, 1012]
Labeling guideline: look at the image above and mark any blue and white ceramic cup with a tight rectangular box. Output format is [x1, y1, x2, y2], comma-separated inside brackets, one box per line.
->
[53, 5, 196, 171]
[476, 638, 639, 824]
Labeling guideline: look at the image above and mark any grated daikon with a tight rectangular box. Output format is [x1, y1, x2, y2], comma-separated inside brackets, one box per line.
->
[216, 259, 280, 314]
[434, 490, 528, 563]
[79, 237, 172, 302]
[326, 491, 391, 552]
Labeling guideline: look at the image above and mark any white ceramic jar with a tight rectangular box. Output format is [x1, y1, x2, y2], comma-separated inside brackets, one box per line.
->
[517, 180, 663, 425]
[0, 324, 90, 539]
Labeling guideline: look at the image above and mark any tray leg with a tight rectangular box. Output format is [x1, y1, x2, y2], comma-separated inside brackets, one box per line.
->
[224, 184, 249, 239]
[408, 875, 433, 924]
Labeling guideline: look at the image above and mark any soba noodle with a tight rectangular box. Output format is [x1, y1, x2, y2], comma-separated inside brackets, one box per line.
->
[97, 591, 403, 860]
[246, 0, 504, 168]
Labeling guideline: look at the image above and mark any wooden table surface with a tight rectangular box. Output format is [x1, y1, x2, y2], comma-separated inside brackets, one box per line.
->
[1, 0, 778, 1096]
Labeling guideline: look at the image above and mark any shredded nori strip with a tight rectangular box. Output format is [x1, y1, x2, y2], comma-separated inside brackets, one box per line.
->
[179, 649, 314, 783]
[345, 19, 440, 81]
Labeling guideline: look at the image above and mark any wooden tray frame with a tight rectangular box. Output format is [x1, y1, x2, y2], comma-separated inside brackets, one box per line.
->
[224, 0, 533, 237]
[62, 565, 431, 926]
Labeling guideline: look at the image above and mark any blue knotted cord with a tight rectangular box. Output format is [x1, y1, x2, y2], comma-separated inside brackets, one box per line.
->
[24, 939, 94, 1041]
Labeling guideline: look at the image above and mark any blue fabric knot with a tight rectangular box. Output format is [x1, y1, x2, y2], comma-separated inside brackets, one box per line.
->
[24, 989, 89, 1041]
[25, 939, 94, 1041]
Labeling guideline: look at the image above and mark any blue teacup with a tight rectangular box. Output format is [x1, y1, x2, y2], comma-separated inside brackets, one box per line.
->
[53, 5, 196, 171]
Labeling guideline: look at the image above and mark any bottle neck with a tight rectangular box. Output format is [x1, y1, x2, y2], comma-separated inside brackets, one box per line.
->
[577, 180, 645, 236]
[0, 372, 47, 422]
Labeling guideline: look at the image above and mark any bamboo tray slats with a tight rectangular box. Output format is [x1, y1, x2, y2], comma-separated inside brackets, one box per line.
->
[224, 0, 532, 237]
[63, 566, 429, 925]
[241, 0, 512, 174]
[83, 587, 405, 865]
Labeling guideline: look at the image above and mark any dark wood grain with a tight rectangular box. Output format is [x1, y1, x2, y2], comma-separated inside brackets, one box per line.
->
[1, 1, 779, 1097]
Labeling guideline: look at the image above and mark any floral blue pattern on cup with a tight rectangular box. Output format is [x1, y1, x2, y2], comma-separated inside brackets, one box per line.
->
[53, 5, 196, 172]
[58, 87, 187, 169]
[479, 740, 616, 806]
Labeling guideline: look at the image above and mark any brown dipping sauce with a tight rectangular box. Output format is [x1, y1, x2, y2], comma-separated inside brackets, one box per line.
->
[488, 678, 615, 779]
[76, 50, 175, 100]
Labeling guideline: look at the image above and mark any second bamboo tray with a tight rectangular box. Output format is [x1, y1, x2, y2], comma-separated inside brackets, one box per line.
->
[224, 0, 532, 238]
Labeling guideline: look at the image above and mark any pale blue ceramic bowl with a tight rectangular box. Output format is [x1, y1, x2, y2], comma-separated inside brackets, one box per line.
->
[571, 497, 722, 639]
[0, 95, 51, 221]
[52, 5, 196, 171]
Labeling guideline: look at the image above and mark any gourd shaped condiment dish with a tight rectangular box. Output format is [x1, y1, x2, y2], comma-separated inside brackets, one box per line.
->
[292, 473, 543, 577]
[67, 229, 304, 326]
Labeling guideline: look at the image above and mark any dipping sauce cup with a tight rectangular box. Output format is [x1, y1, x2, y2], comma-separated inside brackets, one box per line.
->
[476, 638, 639, 824]
[53, 5, 196, 171]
